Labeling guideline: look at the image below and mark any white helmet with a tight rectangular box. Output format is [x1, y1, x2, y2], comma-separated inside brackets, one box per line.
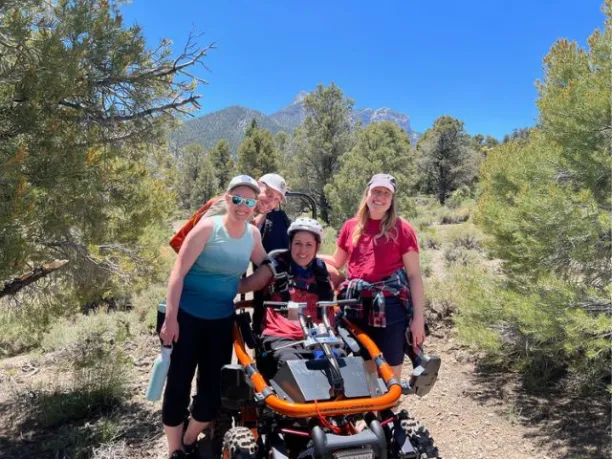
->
[287, 217, 323, 241]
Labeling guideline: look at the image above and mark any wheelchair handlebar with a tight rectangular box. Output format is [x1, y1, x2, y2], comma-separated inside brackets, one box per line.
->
[262, 299, 360, 308]
[262, 301, 308, 309]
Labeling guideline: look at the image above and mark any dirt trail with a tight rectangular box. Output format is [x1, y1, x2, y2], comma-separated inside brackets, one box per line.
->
[398, 330, 610, 459]
[1, 326, 609, 459]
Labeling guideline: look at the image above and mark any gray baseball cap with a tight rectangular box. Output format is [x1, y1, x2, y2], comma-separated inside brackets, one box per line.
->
[226, 175, 261, 194]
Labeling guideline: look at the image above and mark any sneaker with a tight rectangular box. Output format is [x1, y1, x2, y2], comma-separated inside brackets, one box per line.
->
[170, 450, 187, 459]
[182, 441, 198, 458]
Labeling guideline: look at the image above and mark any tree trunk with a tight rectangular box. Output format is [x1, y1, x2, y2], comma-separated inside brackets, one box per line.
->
[319, 193, 330, 223]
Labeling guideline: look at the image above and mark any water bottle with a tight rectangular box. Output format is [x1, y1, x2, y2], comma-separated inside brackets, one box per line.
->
[145, 345, 172, 401]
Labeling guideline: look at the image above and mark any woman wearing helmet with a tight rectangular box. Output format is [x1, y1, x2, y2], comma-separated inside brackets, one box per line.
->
[239, 217, 335, 368]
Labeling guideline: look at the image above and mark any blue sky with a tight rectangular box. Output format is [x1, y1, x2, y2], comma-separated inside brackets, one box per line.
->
[121, 0, 604, 139]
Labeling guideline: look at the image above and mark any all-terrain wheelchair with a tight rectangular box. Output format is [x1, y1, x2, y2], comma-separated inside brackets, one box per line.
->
[215, 298, 442, 459]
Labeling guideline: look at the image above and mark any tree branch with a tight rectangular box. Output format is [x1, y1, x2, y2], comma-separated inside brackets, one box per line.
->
[93, 41, 215, 87]
[0, 259, 69, 298]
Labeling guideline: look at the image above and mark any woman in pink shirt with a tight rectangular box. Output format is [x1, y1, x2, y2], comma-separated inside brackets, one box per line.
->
[321, 173, 426, 381]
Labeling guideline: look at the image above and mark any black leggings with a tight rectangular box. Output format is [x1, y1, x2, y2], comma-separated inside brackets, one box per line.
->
[162, 309, 234, 426]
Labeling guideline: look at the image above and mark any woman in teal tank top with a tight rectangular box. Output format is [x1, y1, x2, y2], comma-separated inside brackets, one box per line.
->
[159, 175, 270, 459]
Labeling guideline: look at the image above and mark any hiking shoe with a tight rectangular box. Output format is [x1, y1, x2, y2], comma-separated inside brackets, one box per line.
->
[170, 450, 187, 459]
[182, 441, 198, 458]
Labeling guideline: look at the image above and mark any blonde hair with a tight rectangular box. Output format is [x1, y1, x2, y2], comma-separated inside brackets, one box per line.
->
[351, 187, 399, 245]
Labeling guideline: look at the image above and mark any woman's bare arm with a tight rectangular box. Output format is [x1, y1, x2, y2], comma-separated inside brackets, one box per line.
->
[318, 246, 349, 270]
[403, 250, 426, 348]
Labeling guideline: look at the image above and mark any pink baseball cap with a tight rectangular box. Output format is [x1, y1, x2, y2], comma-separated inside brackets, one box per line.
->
[368, 173, 397, 193]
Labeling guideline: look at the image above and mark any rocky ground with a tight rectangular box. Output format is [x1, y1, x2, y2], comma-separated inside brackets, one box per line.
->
[1, 323, 609, 459]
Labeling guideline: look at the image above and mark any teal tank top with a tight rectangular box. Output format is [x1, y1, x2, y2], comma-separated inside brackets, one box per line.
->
[180, 215, 253, 319]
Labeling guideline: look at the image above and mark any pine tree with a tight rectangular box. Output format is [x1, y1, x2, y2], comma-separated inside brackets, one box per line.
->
[286, 84, 354, 222]
[176, 143, 213, 209]
[236, 119, 280, 180]
[325, 122, 415, 226]
[274, 131, 290, 157]
[415, 116, 480, 204]
[208, 139, 235, 190]
[191, 157, 219, 210]
[469, 3, 612, 388]
[0, 0, 212, 304]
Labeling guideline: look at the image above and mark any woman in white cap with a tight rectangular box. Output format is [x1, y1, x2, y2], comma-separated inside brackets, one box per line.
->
[253, 173, 287, 228]
[159, 175, 270, 459]
[198, 172, 287, 227]
[321, 173, 426, 382]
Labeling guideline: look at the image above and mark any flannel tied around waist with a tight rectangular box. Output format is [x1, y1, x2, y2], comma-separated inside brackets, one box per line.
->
[338, 268, 412, 328]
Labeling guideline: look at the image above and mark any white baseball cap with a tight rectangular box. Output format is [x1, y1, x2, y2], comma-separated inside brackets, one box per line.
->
[226, 175, 260, 194]
[368, 173, 397, 193]
[259, 173, 287, 203]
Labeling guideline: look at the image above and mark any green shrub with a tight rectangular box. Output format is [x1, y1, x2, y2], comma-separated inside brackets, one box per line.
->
[444, 223, 484, 251]
[30, 375, 128, 429]
[419, 230, 441, 251]
[0, 288, 82, 356]
[412, 214, 434, 233]
[446, 185, 474, 209]
[23, 311, 135, 428]
[396, 195, 417, 221]
[130, 283, 168, 333]
[319, 225, 339, 257]
[443, 246, 481, 268]
[0, 232, 175, 357]
[468, 13, 612, 392]
[41, 310, 134, 352]
[420, 250, 433, 278]
[413, 198, 443, 229]
[439, 206, 470, 225]
[423, 276, 458, 320]
[452, 266, 507, 359]
[44, 416, 124, 459]
[454, 265, 612, 391]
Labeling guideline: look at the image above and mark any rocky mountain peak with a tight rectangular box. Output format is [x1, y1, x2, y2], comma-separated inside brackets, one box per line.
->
[292, 91, 308, 105]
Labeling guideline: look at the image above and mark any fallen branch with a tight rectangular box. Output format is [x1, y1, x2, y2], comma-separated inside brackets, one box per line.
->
[0, 259, 69, 298]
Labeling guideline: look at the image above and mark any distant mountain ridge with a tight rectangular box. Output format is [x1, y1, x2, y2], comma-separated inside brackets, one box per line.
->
[170, 92, 419, 153]
[268, 91, 309, 130]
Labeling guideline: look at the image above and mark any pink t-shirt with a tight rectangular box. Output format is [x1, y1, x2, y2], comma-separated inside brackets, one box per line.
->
[338, 218, 419, 283]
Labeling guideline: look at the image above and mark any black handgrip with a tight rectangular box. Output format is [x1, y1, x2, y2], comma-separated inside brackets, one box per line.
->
[336, 299, 360, 306]
[156, 310, 165, 335]
[263, 301, 289, 307]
